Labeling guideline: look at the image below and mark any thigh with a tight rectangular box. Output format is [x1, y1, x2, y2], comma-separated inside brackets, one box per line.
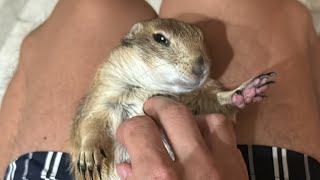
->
[0, 0, 156, 176]
[160, 0, 320, 161]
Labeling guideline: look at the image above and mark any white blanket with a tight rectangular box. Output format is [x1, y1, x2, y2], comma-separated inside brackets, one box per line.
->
[0, 0, 57, 105]
[0, 0, 318, 105]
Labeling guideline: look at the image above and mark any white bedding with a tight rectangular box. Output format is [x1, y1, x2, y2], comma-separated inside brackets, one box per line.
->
[0, 0, 319, 106]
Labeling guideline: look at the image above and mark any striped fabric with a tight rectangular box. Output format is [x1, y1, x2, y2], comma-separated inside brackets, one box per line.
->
[4, 145, 320, 180]
[4, 152, 72, 180]
[238, 145, 320, 180]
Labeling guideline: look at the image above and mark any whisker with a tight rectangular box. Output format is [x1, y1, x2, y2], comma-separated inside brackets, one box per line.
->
[135, 63, 169, 81]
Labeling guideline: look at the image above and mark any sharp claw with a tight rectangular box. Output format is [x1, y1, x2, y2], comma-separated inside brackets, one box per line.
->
[77, 160, 81, 173]
[266, 72, 277, 77]
[265, 80, 276, 85]
[100, 149, 107, 158]
[258, 80, 276, 88]
[82, 171, 86, 180]
[81, 163, 86, 180]
[88, 153, 95, 180]
[256, 72, 277, 80]
[235, 90, 242, 95]
[97, 165, 102, 179]
[88, 168, 94, 180]
[255, 94, 268, 98]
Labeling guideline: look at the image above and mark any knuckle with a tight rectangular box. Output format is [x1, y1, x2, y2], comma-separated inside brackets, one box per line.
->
[146, 96, 193, 118]
[167, 102, 190, 115]
[195, 159, 221, 179]
[207, 114, 228, 126]
[124, 116, 153, 129]
[121, 116, 155, 135]
[211, 114, 227, 121]
[149, 166, 178, 180]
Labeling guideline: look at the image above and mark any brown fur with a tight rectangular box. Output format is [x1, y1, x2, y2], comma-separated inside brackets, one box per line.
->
[70, 18, 261, 180]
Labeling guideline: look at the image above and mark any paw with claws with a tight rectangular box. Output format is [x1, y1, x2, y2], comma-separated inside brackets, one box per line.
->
[73, 135, 110, 180]
[217, 72, 276, 109]
[231, 72, 276, 108]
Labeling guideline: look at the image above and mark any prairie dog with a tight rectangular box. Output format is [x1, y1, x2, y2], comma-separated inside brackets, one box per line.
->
[70, 18, 275, 180]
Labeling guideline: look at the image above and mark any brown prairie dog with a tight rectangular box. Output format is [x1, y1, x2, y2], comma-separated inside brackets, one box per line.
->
[70, 18, 275, 180]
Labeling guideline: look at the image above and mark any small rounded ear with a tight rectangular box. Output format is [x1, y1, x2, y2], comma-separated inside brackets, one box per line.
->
[126, 23, 143, 39]
[122, 23, 143, 46]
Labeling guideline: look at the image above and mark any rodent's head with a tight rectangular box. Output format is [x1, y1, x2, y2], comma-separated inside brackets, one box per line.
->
[121, 18, 210, 93]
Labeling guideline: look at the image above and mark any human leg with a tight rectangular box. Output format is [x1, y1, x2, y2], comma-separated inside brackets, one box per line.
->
[160, 0, 320, 161]
[0, 0, 156, 177]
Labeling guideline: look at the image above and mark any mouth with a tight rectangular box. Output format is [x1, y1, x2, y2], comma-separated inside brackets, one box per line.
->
[176, 72, 208, 92]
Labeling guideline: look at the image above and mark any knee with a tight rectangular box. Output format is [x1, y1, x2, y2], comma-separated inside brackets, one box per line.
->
[282, 0, 316, 34]
[275, 0, 317, 53]
[72, 0, 157, 28]
[56, 0, 157, 43]
[19, 0, 157, 58]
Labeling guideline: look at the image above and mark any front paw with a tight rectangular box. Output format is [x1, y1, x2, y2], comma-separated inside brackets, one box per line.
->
[75, 137, 109, 180]
[232, 72, 276, 108]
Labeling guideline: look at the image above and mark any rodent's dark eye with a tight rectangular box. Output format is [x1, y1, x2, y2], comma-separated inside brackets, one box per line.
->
[153, 33, 170, 46]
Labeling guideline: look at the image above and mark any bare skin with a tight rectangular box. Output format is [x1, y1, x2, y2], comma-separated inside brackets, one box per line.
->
[0, 0, 157, 176]
[160, 0, 320, 161]
[116, 96, 248, 180]
[0, 0, 319, 178]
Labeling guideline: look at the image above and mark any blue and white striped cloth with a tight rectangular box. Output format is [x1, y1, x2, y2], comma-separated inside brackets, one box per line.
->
[4, 152, 72, 180]
[238, 145, 320, 180]
[4, 145, 320, 180]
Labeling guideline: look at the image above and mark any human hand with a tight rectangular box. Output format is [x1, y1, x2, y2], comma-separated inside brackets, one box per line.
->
[116, 96, 248, 180]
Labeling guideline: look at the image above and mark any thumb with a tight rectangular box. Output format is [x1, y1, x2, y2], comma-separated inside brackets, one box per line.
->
[116, 163, 132, 180]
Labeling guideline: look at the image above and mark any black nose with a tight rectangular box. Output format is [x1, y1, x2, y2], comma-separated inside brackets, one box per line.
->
[192, 56, 206, 77]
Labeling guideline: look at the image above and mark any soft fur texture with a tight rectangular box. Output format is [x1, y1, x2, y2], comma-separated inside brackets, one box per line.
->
[70, 18, 276, 180]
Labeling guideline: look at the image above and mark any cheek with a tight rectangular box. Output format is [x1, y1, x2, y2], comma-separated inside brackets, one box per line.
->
[151, 61, 181, 81]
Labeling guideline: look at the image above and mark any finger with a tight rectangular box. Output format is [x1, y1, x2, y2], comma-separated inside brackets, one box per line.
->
[143, 96, 207, 160]
[196, 115, 248, 180]
[116, 115, 173, 175]
[196, 114, 237, 152]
